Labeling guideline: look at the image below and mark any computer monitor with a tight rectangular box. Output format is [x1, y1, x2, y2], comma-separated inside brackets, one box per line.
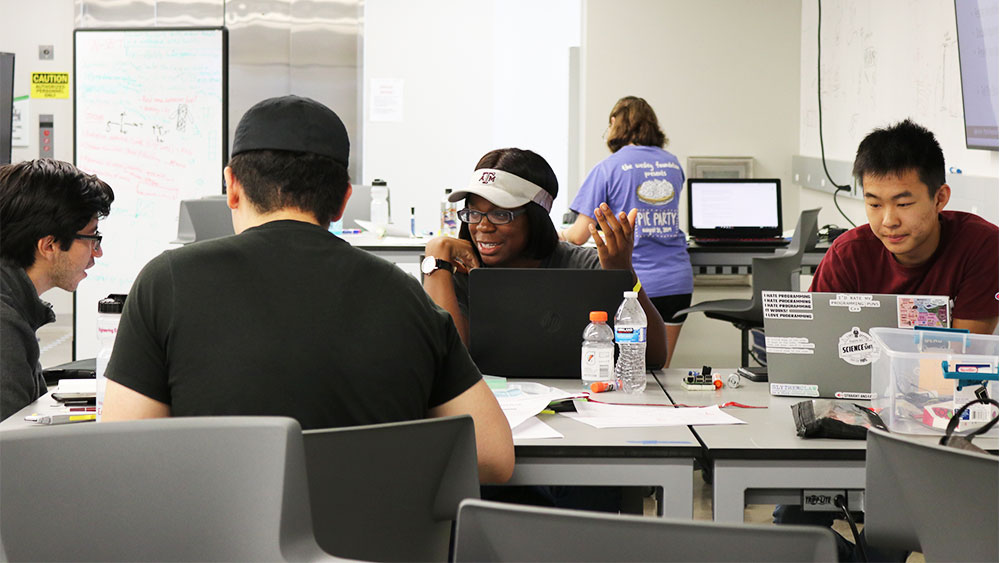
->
[687, 178, 783, 240]
[0, 52, 14, 165]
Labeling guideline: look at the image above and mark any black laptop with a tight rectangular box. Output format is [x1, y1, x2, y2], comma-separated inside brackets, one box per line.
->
[468, 269, 633, 378]
[688, 178, 788, 247]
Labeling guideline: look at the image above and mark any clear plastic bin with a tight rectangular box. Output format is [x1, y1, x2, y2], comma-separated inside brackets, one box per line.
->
[870, 327, 998, 435]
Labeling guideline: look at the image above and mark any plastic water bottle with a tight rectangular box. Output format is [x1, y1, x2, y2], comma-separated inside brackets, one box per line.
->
[370, 183, 389, 236]
[581, 311, 615, 390]
[614, 291, 647, 394]
[440, 189, 459, 237]
[95, 294, 126, 420]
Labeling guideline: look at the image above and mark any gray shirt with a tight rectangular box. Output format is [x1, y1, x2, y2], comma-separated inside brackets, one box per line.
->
[452, 242, 601, 318]
[1, 262, 54, 420]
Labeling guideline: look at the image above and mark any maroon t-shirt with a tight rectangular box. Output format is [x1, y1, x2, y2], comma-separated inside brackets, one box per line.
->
[810, 211, 999, 320]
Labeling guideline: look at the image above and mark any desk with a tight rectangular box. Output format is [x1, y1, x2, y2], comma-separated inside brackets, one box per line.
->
[341, 233, 829, 277]
[654, 368, 999, 523]
[507, 377, 699, 519]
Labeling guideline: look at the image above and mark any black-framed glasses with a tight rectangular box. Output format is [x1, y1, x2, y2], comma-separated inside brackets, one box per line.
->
[74, 232, 103, 251]
[457, 207, 527, 225]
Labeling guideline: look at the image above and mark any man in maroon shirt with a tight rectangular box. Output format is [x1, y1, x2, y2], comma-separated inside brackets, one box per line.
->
[811, 119, 998, 335]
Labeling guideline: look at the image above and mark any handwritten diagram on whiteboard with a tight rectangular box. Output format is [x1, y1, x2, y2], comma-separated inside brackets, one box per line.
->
[74, 28, 227, 358]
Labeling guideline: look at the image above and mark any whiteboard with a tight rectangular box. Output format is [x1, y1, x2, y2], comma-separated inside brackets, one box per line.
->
[73, 28, 227, 358]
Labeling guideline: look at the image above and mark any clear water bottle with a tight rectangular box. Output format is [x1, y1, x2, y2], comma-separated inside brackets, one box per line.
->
[614, 290, 647, 394]
[95, 294, 126, 420]
[581, 311, 615, 390]
[370, 183, 389, 236]
[440, 189, 459, 237]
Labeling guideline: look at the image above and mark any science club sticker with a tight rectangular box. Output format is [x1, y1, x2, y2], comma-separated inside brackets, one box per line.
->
[838, 327, 878, 366]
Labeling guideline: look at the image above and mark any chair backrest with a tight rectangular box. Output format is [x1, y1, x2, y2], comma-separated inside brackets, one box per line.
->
[0, 417, 336, 562]
[303, 415, 479, 562]
[453, 499, 838, 562]
[865, 428, 999, 561]
[746, 208, 821, 318]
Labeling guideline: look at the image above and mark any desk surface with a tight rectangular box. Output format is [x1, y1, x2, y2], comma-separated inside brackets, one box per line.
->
[510, 377, 700, 458]
[654, 368, 998, 460]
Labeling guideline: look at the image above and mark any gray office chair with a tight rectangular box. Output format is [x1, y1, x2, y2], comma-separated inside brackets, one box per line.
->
[453, 499, 838, 562]
[865, 428, 999, 562]
[675, 208, 821, 367]
[0, 417, 341, 562]
[303, 415, 479, 562]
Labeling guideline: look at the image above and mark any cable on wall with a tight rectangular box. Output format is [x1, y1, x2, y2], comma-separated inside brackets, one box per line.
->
[817, 0, 857, 228]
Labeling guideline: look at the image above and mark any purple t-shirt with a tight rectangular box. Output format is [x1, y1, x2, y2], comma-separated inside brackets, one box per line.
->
[571, 145, 693, 297]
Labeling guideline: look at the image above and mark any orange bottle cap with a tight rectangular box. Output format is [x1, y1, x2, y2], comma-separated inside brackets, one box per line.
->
[589, 311, 608, 322]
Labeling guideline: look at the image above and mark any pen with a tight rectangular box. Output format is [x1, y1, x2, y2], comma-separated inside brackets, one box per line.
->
[25, 413, 97, 425]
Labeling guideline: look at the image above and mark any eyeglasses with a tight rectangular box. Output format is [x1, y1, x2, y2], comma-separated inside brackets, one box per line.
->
[74, 232, 103, 251]
[457, 207, 527, 225]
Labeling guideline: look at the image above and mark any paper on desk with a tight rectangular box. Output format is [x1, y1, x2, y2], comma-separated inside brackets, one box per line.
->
[492, 382, 577, 430]
[57, 379, 96, 393]
[563, 401, 745, 428]
[512, 417, 563, 439]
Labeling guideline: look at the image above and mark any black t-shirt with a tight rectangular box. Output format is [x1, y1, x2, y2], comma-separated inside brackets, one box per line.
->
[106, 220, 481, 430]
[452, 242, 601, 317]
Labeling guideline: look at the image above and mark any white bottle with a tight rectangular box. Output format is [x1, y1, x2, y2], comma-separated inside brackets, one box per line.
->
[370, 184, 389, 236]
[581, 311, 615, 389]
[613, 291, 647, 394]
[440, 189, 459, 237]
[95, 294, 126, 420]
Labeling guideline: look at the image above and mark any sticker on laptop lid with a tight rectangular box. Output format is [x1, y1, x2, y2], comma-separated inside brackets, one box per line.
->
[834, 391, 874, 400]
[763, 291, 813, 320]
[765, 336, 815, 355]
[770, 383, 819, 397]
[838, 327, 878, 366]
[897, 296, 950, 328]
[829, 294, 880, 312]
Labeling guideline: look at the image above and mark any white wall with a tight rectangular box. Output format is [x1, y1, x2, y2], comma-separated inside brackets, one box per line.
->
[580, 0, 803, 231]
[798, 0, 1000, 229]
[362, 0, 581, 234]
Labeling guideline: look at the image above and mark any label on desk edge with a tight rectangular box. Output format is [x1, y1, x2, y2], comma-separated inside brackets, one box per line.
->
[770, 383, 819, 397]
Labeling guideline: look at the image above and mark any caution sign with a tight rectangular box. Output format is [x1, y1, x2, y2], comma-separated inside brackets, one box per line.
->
[30, 73, 70, 99]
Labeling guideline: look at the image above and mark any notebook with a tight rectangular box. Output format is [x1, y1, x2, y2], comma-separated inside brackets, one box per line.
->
[468, 268, 633, 378]
[687, 178, 788, 246]
[763, 291, 951, 399]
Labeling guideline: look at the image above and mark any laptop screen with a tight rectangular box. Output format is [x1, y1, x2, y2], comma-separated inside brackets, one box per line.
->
[687, 178, 783, 239]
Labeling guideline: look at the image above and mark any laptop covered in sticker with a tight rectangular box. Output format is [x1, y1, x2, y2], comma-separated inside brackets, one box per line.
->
[763, 291, 951, 399]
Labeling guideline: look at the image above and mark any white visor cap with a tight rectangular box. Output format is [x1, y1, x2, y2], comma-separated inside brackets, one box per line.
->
[448, 168, 554, 213]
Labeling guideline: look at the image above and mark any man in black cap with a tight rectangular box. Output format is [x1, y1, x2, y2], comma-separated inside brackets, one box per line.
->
[102, 96, 514, 483]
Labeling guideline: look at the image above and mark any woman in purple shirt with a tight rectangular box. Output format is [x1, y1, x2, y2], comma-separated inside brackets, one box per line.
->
[562, 97, 693, 367]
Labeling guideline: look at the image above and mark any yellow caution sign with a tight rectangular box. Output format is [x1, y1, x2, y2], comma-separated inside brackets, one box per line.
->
[30, 72, 70, 99]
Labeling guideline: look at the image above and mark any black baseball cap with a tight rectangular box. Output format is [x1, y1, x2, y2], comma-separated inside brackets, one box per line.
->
[231, 95, 350, 166]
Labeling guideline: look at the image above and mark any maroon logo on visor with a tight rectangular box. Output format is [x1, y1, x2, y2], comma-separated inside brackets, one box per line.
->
[479, 171, 496, 184]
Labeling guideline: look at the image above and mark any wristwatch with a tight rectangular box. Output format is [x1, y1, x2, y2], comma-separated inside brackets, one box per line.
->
[421, 256, 455, 275]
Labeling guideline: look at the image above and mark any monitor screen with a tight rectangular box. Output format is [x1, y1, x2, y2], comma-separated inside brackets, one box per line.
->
[689, 179, 781, 231]
[0, 52, 13, 165]
[955, 0, 999, 151]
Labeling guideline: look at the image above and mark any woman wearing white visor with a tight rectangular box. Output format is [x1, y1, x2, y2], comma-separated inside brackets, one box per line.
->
[423, 147, 666, 369]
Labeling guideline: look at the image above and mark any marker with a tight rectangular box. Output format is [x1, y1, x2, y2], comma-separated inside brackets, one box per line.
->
[341, 229, 362, 235]
[25, 413, 96, 425]
[409, 207, 416, 237]
[590, 381, 618, 393]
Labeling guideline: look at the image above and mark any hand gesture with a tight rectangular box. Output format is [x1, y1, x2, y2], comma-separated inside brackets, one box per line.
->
[424, 236, 480, 273]
[589, 203, 638, 274]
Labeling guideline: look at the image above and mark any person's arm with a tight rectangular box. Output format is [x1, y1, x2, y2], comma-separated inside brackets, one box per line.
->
[428, 379, 515, 484]
[0, 315, 46, 420]
[561, 213, 595, 245]
[589, 203, 668, 369]
[422, 237, 479, 346]
[953, 317, 998, 335]
[101, 379, 171, 420]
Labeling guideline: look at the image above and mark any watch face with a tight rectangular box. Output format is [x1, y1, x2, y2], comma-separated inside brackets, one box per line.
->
[421, 255, 436, 274]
